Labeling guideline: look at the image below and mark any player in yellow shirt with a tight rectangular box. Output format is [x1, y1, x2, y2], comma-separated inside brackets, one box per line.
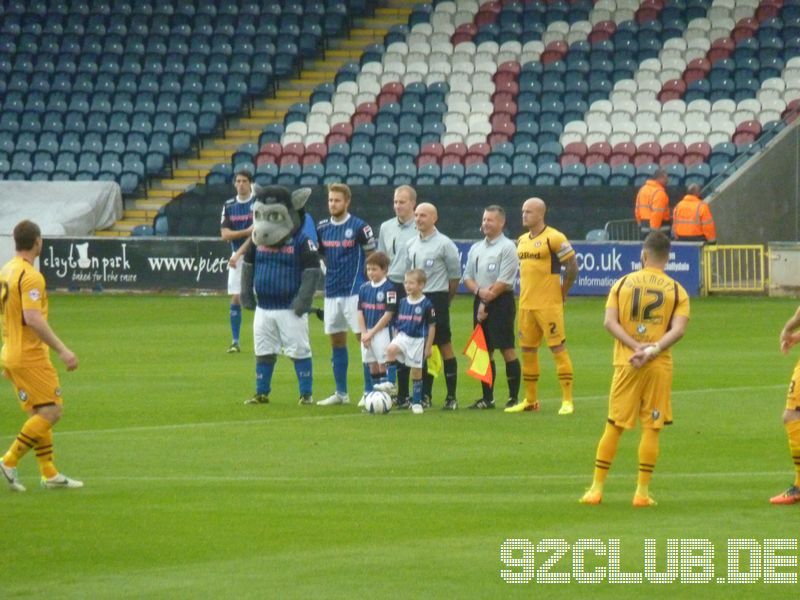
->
[505, 197, 579, 415]
[769, 306, 800, 504]
[0, 220, 82, 491]
[580, 232, 690, 507]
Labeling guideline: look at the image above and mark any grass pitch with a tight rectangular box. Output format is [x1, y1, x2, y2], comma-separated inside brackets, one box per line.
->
[1, 293, 799, 599]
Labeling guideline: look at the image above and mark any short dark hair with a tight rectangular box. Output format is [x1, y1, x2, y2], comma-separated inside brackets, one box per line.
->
[365, 251, 389, 271]
[234, 169, 253, 182]
[14, 220, 41, 251]
[643, 231, 671, 261]
[484, 205, 505, 218]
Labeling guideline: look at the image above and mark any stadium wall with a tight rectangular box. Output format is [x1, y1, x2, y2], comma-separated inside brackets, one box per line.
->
[0, 235, 12, 267]
[709, 120, 800, 244]
[168, 184, 685, 241]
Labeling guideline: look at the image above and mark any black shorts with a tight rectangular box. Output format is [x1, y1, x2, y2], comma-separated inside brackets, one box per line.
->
[426, 291, 452, 346]
[473, 291, 516, 352]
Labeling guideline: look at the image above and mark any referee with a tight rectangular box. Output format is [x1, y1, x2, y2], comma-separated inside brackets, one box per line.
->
[462, 205, 521, 409]
[377, 185, 418, 404]
[404, 202, 462, 410]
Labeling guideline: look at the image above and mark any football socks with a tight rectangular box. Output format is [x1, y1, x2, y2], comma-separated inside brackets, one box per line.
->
[554, 350, 574, 403]
[363, 363, 374, 393]
[786, 420, 800, 487]
[521, 351, 540, 404]
[293, 357, 313, 397]
[255, 356, 275, 395]
[591, 423, 624, 491]
[481, 360, 496, 402]
[230, 303, 242, 344]
[412, 378, 423, 405]
[332, 346, 348, 395]
[506, 358, 521, 403]
[444, 357, 458, 399]
[637, 428, 660, 499]
[34, 428, 57, 479]
[3, 414, 52, 468]
[387, 362, 398, 386]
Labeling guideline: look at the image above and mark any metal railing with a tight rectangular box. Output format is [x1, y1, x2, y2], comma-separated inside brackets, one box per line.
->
[703, 245, 768, 294]
[603, 218, 640, 241]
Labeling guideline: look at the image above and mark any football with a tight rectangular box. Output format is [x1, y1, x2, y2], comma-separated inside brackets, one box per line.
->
[364, 390, 393, 414]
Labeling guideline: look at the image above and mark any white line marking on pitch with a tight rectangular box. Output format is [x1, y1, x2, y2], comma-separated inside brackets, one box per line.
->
[88, 471, 787, 484]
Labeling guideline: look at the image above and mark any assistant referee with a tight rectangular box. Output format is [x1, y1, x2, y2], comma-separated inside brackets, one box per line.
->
[404, 202, 462, 410]
[462, 205, 522, 409]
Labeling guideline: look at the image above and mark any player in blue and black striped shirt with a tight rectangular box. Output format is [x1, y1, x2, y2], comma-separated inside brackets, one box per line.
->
[385, 269, 436, 414]
[316, 183, 377, 406]
[357, 252, 397, 405]
[220, 169, 255, 353]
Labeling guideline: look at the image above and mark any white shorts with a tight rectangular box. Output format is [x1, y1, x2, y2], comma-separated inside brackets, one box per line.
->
[390, 332, 424, 369]
[360, 328, 391, 365]
[324, 295, 360, 334]
[227, 254, 242, 295]
[253, 307, 311, 359]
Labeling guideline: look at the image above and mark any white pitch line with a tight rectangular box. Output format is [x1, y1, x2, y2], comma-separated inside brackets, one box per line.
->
[81, 471, 789, 484]
[20, 382, 789, 439]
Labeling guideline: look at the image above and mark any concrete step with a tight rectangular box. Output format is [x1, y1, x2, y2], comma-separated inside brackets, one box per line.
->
[324, 49, 363, 60]
[111, 219, 152, 233]
[250, 109, 284, 120]
[123, 209, 159, 220]
[94, 230, 130, 237]
[145, 189, 181, 201]
[277, 79, 324, 92]
[196, 148, 233, 160]
[175, 167, 214, 178]
[224, 128, 262, 139]
[157, 177, 205, 190]
[132, 197, 172, 212]
[275, 89, 309, 100]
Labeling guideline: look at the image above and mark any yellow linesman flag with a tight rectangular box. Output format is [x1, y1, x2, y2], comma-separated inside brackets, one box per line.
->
[462, 324, 493, 385]
[427, 344, 443, 377]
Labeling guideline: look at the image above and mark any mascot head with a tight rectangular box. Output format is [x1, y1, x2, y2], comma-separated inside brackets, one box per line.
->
[251, 185, 312, 247]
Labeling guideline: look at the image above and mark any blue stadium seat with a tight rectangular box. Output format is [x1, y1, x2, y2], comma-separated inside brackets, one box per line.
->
[664, 163, 686, 186]
[582, 163, 610, 185]
[537, 141, 563, 167]
[685, 163, 711, 187]
[609, 163, 635, 186]
[416, 163, 440, 185]
[634, 163, 660, 187]
[439, 163, 464, 185]
[255, 162, 279, 185]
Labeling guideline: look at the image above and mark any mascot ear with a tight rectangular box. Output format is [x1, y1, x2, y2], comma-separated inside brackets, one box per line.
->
[291, 188, 312, 211]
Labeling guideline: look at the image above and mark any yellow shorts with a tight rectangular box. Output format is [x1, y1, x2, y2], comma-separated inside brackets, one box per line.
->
[3, 364, 63, 412]
[518, 307, 566, 348]
[786, 360, 800, 411]
[608, 363, 672, 430]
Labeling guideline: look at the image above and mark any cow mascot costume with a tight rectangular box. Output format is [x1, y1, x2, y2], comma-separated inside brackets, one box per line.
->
[240, 185, 323, 405]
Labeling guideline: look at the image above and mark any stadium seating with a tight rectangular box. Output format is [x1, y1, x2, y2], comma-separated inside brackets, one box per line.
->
[2, 0, 799, 193]
[0, 0, 377, 191]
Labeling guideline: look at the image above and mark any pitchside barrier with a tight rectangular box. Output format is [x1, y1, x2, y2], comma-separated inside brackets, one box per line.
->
[703, 244, 769, 294]
[40, 237, 800, 298]
[40, 236, 710, 297]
